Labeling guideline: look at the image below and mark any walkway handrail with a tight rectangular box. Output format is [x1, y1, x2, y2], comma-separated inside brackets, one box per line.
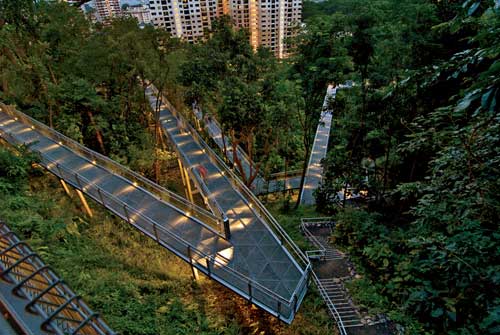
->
[301, 217, 335, 226]
[301, 222, 326, 256]
[0, 222, 116, 335]
[159, 93, 310, 269]
[0, 103, 222, 234]
[310, 271, 348, 335]
[269, 169, 302, 180]
[0, 105, 305, 321]
[155, 107, 227, 232]
[190, 166, 228, 225]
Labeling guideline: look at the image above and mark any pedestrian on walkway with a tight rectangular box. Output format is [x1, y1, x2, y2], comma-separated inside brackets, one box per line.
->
[197, 164, 208, 180]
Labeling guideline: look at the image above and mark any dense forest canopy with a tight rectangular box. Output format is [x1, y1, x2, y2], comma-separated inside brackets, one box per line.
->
[302, 0, 499, 334]
[0, 0, 499, 334]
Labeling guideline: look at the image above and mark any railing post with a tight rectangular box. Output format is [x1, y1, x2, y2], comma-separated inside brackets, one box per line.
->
[206, 258, 211, 278]
[223, 216, 231, 240]
[74, 173, 82, 190]
[248, 282, 252, 303]
[123, 205, 130, 223]
[187, 246, 198, 281]
[277, 301, 281, 323]
[56, 163, 63, 177]
[97, 188, 105, 205]
[293, 294, 298, 313]
[153, 223, 159, 241]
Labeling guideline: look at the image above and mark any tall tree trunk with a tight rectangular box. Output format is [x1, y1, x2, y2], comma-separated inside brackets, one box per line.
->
[87, 111, 106, 154]
[382, 134, 392, 197]
[295, 144, 311, 208]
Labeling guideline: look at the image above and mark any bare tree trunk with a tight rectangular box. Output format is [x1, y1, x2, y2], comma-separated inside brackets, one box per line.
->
[295, 144, 311, 208]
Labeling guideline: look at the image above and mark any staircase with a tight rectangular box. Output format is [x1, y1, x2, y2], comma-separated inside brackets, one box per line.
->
[318, 278, 363, 328]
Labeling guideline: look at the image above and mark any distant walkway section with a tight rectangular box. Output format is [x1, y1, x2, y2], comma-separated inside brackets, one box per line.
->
[0, 221, 115, 335]
[300, 85, 337, 205]
[192, 104, 302, 194]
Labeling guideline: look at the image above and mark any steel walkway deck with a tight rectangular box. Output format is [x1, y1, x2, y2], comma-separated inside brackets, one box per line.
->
[300, 85, 337, 205]
[147, 86, 310, 322]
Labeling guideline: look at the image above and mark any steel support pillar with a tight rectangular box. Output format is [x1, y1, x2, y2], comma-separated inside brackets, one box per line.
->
[178, 159, 194, 202]
[59, 179, 72, 198]
[183, 167, 194, 203]
[75, 189, 93, 217]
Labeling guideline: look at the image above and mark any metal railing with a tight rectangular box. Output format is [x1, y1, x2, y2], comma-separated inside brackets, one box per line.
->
[300, 217, 349, 335]
[0, 103, 222, 236]
[0, 221, 115, 335]
[0, 103, 306, 323]
[148, 87, 311, 321]
[269, 169, 302, 180]
[310, 270, 348, 335]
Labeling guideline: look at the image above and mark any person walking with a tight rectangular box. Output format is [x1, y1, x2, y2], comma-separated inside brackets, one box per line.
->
[197, 164, 208, 180]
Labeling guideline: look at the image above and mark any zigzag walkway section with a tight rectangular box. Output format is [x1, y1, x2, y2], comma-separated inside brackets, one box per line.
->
[300, 84, 337, 205]
[146, 85, 310, 323]
[0, 221, 115, 335]
[191, 104, 302, 195]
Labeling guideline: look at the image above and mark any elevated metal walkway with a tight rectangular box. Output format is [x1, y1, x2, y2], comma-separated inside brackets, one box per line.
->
[0, 221, 115, 335]
[0, 99, 309, 323]
[300, 85, 337, 205]
[147, 86, 310, 323]
[191, 104, 302, 195]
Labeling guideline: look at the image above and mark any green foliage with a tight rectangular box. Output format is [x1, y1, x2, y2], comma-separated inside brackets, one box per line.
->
[179, 18, 305, 185]
[309, 1, 500, 333]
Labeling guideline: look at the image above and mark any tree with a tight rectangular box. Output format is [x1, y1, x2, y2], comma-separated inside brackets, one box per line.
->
[290, 13, 352, 207]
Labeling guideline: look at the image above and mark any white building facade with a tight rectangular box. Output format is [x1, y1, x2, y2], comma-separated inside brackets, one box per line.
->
[127, 4, 153, 25]
[148, 0, 301, 58]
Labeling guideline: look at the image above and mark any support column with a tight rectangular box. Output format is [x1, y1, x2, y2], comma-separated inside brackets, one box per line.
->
[178, 159, 187, 187]
[192, 267, 200, 281]
[59, 179, 72, 198]
[76, 189, 93, 218]
[183, 167, 194, 203]
[177, 158, 190, 200]
[187, 246, 199, 281]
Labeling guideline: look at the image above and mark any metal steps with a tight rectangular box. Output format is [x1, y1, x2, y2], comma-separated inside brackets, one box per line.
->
[318, 278, 363, 328]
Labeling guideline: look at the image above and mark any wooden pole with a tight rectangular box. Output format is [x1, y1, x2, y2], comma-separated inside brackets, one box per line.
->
[76, 189, 93, 218]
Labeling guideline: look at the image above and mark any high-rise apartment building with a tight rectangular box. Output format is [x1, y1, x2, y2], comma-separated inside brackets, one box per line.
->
[126, 4, 153, 25]
[149, 0, 221, 42]
[94, 0, 122, 21]
[148, 0, 301, 58]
